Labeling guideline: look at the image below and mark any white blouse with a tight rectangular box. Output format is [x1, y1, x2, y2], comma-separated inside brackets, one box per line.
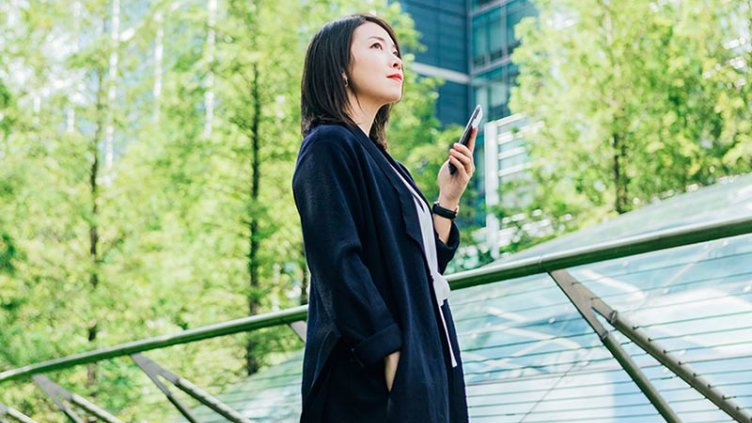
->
[388, 163, 458, 368]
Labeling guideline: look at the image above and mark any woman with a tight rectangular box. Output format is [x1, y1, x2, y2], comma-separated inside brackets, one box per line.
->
[292, 13, 477, 423]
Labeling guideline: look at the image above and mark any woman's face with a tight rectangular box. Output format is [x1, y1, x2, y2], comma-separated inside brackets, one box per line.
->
[347, 22, 403, 109]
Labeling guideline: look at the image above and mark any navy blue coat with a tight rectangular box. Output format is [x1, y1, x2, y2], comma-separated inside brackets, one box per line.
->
[292, 122, 468, 422]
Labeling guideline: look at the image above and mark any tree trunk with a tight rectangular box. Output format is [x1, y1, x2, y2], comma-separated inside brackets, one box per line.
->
[246, 62, 261, 376]
[612, 131, 629, 214]
[86, 63, 106, 396]
[598, 0, 630, 215]
[104, 0, 120, 177]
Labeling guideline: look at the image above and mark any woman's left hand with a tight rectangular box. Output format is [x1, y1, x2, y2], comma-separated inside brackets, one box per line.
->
[437, 127, 478, 207]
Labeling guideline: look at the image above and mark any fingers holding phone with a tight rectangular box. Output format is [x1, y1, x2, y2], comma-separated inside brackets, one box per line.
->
[437, 105, 482, 206]
[448, 105, 483, 176]
[448, 129, 477, 178]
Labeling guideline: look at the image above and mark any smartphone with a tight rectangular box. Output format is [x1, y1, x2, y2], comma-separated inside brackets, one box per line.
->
[449, 105, 483, 175]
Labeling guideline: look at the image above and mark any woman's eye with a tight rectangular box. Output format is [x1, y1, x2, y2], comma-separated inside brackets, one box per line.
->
[371, 43, 383, 49]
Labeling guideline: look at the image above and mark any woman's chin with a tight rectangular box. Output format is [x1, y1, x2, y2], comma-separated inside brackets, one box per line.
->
[384, 93, 402, 105]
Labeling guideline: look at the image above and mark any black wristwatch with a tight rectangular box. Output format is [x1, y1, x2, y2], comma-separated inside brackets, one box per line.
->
[432, 202, 458, 220]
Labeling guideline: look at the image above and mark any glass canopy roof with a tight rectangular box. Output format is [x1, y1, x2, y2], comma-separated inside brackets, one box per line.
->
[177, 173, 752, 422]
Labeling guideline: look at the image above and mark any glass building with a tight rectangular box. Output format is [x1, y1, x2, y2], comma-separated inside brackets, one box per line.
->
[174, 173, 752, 423]
[483, 113, 537, 257]
[399, 0, 535, 125]
[398, 0, 537, 226]
[469, 0, 534, 121]
[398, 0, 471, 127]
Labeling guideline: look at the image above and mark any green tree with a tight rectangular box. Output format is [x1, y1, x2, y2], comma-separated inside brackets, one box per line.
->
[0, 0, 477, 419]
[508, 0, 752, 240]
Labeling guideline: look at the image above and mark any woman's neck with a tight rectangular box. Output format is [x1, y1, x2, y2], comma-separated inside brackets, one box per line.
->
[346, 94, 380, 138]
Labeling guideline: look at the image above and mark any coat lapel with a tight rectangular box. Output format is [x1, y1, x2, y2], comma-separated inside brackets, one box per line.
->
[344, 124, 427, 251]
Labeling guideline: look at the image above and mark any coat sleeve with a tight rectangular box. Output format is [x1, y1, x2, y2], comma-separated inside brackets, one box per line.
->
[292, 137, 402, 368]
[434, 221, 460, 274]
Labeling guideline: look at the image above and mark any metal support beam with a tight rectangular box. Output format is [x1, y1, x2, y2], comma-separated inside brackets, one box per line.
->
[451, 215, 752, 290]
[0, 305, 309, 385]
[131, 353, 199, 423]
[0, 403, 38, 423]
[32, 376, 84, 423]
[548, 270, 681, 423]
[605, 304, 752, 422]
[32, 375, 122, 423]
[131, 353, 251, 423]
[550, 269, 752, 423]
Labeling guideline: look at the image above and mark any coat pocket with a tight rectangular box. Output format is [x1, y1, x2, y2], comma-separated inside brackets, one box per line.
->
[386, 354, 404, 397]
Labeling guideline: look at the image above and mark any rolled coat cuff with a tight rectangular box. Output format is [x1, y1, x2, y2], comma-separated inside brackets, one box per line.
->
[435, 220, 460, 274]
[350, 323, 402, 368]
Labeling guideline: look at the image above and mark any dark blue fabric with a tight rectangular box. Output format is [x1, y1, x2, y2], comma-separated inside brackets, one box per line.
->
[292, 122, 468, 422]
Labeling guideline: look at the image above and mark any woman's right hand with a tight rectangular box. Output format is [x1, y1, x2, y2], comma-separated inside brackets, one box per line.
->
[384, 350, 401, 392]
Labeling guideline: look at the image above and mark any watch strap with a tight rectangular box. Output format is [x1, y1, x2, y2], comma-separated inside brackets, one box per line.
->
[432, 202, 458, 220]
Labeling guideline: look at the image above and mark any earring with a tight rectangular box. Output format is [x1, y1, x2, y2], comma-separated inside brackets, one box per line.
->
[343, 76, 349, 87]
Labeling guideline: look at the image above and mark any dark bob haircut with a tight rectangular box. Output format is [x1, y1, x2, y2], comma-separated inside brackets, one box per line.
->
[301, 13, 402, 150]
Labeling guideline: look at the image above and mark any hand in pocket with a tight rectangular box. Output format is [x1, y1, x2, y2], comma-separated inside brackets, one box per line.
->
[384, 350, 401, 392]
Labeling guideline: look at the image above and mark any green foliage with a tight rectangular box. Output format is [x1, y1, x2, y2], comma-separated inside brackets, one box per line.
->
[0, 0, 467, 420]
[507, 0, 752, 246]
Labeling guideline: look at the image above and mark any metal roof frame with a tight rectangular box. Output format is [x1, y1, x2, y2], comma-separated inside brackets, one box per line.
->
[1, 215, 750, 421]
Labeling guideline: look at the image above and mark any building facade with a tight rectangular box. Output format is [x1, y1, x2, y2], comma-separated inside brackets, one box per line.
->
[483, 113, 540, 257]
[397, 0, 471, 126]
[399, 0, 537, 233]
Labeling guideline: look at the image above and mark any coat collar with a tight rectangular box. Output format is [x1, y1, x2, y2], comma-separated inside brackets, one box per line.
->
[341, 122, 429, 250]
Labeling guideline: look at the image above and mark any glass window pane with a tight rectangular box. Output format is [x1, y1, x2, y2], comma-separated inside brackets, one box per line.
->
[499, 138, 524, 153]
[472, 14, 488, 66]
[488, 8, 503, 61]
[474, 86, 489, 121]
[506, 0, 536, 55]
